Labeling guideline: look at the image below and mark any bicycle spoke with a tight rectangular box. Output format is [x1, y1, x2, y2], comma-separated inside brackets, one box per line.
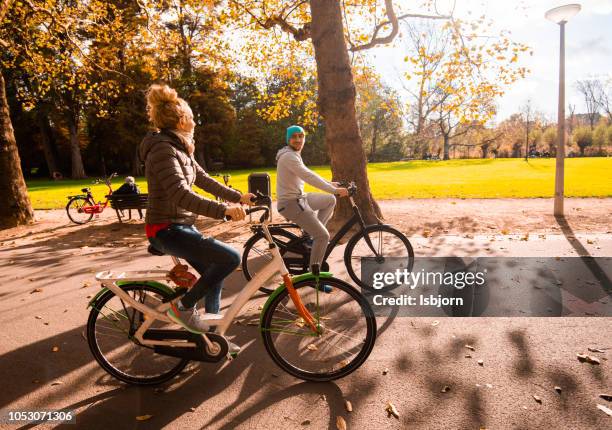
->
[90, 285, 186, 384]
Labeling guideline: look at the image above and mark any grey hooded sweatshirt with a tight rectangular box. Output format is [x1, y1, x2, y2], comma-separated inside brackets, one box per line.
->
[275, 146, 337, 201]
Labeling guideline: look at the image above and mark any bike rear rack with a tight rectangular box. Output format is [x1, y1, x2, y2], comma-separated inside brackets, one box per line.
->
[95, 269, 171, 283]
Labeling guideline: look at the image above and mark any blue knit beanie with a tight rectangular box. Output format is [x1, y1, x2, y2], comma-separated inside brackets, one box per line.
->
[286, 125, 305, 144]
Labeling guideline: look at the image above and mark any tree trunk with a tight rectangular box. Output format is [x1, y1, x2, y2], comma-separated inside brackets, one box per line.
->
[309, 0, 381, 225]
[525, 124, 529, 161]
[67, 116, 86, 179]
[132, 145, 143, 176]
[443, 134, 450, 160]
[370, 114, 379, 160]
[37, 110, 61, 178]
[0, 71, 34, 228]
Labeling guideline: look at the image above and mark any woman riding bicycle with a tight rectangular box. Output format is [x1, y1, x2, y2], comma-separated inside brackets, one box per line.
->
[140, 84, 254, 353]
[276, 125, 348, 272]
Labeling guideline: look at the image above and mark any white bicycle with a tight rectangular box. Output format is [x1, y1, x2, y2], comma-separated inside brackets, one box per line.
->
[86, 205, 377, 385]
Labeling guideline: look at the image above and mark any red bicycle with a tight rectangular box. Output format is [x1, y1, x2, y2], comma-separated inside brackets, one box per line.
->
[66, 173, 117, 224]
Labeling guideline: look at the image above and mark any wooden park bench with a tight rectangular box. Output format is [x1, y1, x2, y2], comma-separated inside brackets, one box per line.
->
[107, 193, 148, 223]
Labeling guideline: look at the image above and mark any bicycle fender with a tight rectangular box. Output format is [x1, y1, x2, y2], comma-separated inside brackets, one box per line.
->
[86, 280, 174, 309]
[364, 222, 391, 229]
[67, 194, 88, 199]
[259, 272, 333, 326]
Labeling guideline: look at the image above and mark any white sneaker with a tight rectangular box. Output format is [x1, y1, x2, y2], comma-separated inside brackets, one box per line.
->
[167, 303, 210, 334]
[228, 341, 241, 355]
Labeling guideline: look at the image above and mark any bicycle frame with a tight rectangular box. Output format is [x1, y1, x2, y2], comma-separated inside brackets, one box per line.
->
[323, 197, 367, 261]
[95, 216, 317, 355]
[71, 175, 115, 214]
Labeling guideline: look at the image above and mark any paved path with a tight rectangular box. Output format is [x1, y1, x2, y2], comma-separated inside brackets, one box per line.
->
[0, 204, 610, 429]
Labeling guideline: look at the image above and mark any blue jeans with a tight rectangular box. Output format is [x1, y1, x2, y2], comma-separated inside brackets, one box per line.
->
[148, 224, 241, 313]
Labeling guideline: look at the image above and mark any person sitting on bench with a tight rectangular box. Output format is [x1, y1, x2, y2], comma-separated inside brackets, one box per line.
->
[113, 176, 142, 218]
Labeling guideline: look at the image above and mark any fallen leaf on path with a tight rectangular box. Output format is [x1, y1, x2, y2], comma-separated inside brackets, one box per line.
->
[345, 400, 353, 412]
[382, 368, 389, 375]
[441, 385, 451, 393]
[587, 347, 605, 353]
[336, 416, 347, 430]
[81, 281, 91, 288]
[52, 346, 59, 352]
[30, 288, 43, 294]
[533, 395, 542, 404]
[301, 419, 311, 425]
[307, 344, 318, 351]
[465, 345, 475, 351]
[431, 320, 439, 326]
[35, 316, 42, 320]
[50, 381, 63, 386]
[587, 239, 594, 244]
[465, 354, 472, 358]
[599, 393, 612, 402]
[477, 360, 484, 366]
[554, 386, 562, 394]
[136, 415, 153, 421]
[596, 404, 612, 416]
[577, 353, 601, 365]
[385, 402, 399, 419]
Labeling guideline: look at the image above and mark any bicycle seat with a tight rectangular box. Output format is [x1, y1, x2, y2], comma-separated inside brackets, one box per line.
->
[147, 244, 165, 256]
[81, 187, 91, 193]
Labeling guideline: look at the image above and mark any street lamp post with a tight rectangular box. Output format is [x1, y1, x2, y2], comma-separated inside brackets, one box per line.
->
[545, 4, 581, 217]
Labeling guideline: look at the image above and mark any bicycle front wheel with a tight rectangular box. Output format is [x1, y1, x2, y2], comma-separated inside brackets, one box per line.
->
[344, 224, 414, 292]
[66, 196, 94, 224]
[261, 277, 376, 381]
[242, 229, 306, 294]
[87, 283, 188, 385]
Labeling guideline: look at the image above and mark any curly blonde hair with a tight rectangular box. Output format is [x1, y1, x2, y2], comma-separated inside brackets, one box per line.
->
[145, 84, 195, 154]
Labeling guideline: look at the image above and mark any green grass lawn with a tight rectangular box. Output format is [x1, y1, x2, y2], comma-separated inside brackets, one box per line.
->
[26, 157, 612, 209]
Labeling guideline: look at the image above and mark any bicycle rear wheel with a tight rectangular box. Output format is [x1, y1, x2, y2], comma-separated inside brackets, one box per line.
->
[87, 283, 188, 385]
[261, 277, 376, 381]
[344, 224, 414, 292]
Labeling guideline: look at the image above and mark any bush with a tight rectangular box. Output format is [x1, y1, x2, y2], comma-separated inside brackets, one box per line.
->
[593, 123, 612, 155]
[572, 126, 593, 156]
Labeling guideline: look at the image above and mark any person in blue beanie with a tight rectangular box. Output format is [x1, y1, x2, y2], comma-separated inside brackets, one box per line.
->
[275, 125, 349, 271]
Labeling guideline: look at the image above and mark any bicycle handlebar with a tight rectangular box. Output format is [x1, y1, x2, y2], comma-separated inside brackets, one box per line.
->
[337, 181, 357, 197]
[225, 205, 269, 223]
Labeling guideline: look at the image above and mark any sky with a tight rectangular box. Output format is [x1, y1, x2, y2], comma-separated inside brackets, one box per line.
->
[365, 0, 612, 123]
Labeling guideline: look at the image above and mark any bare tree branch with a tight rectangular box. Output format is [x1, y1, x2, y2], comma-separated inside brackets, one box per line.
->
[350, 0, 451, 52]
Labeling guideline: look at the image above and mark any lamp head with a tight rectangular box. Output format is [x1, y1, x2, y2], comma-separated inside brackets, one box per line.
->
[545, 4, 581, 24]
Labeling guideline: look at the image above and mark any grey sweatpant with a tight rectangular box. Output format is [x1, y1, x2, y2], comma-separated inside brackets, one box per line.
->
[277, 193, 336, 269]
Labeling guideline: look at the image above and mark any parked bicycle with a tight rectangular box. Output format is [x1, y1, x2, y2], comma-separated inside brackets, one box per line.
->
[86, 202, 377, 385]
[242, 182, 414, 294]
[65, 173, 118, 224]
